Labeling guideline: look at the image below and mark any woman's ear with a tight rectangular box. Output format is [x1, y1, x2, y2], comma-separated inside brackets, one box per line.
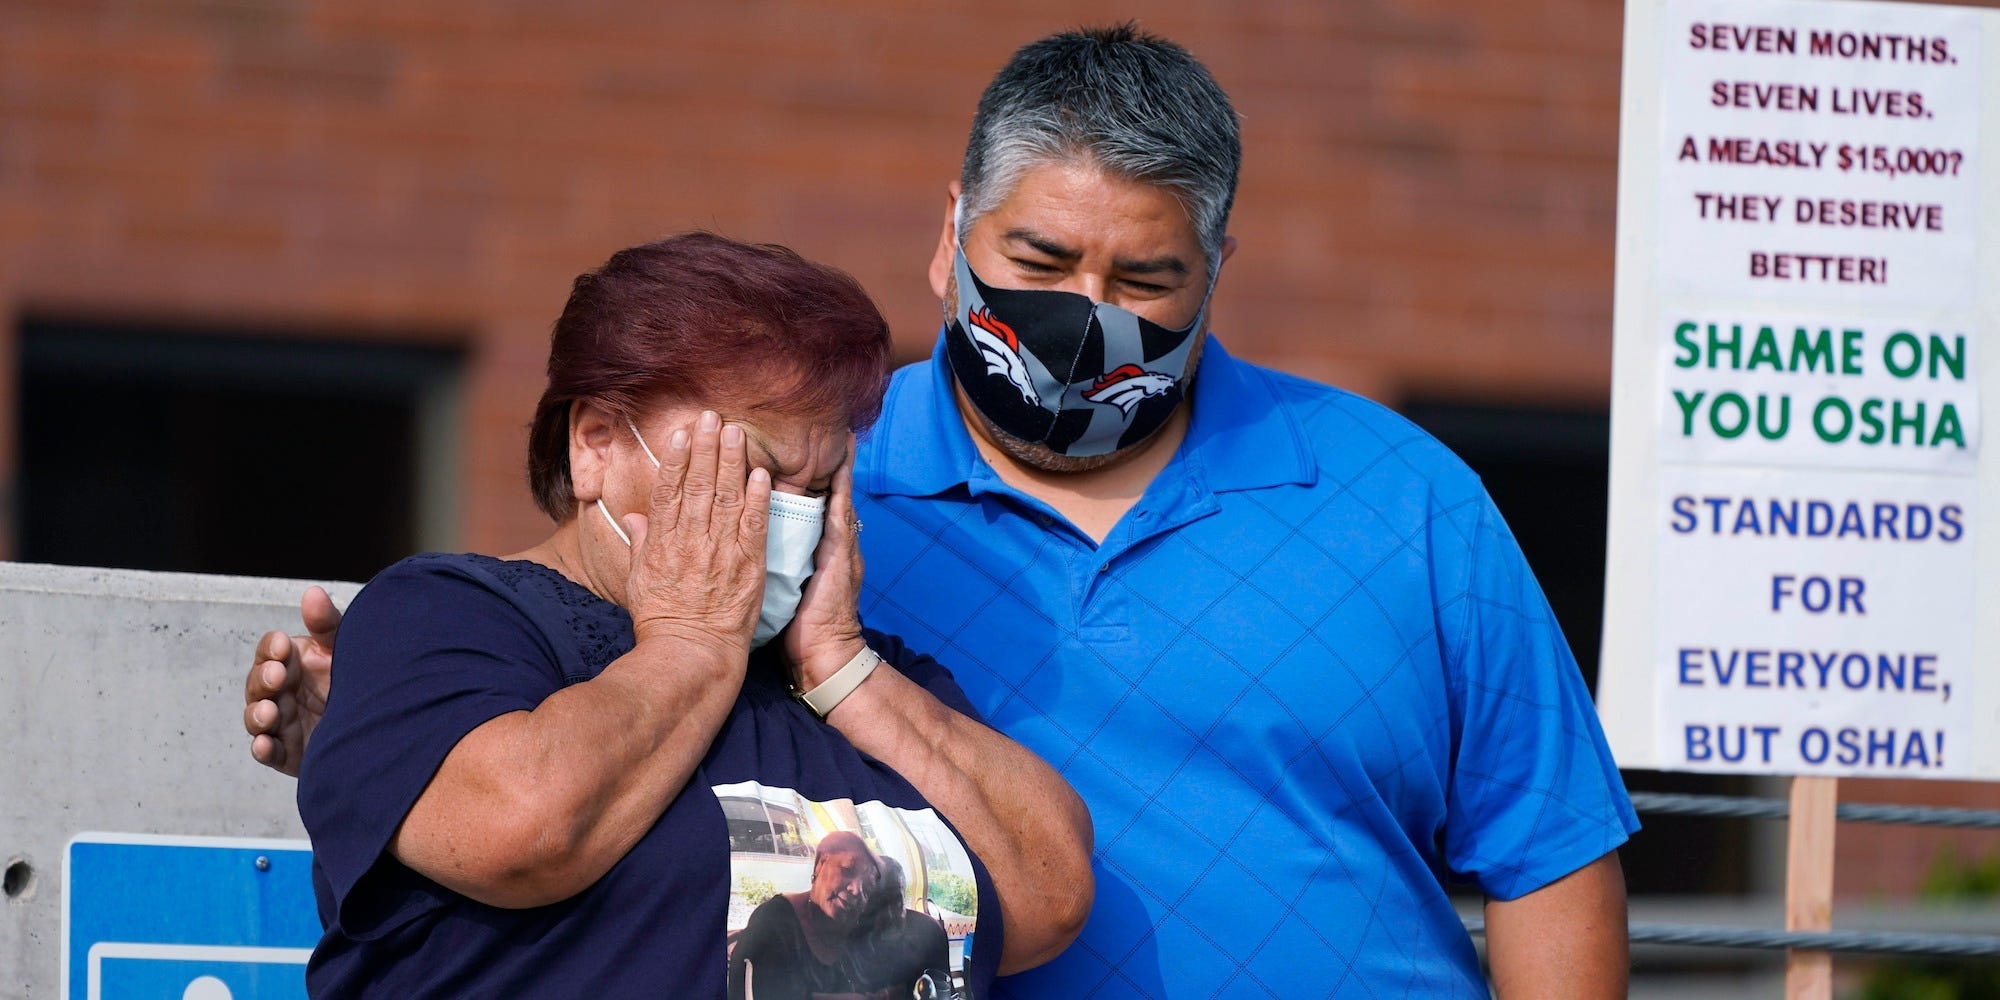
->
[569, 402, 620, 504]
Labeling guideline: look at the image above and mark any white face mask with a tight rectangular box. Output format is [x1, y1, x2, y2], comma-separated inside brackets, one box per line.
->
[597, 420, 825, 649]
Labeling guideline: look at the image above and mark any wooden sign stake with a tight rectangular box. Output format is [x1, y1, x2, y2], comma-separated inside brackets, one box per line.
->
[1785, 775, 1839, 1000]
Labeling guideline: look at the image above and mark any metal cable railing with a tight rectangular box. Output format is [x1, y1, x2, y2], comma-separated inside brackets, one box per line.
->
[1458, 792, 2000, 959]
[1463, 918, 2000, 958]
[1628, 791, 2000, 830]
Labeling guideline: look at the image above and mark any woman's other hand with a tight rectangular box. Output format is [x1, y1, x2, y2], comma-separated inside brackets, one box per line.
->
[793, 434, 1094, 970]
[785, 432, 867, 689]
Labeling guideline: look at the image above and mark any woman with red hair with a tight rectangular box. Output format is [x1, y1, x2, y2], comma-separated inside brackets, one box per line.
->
[292, 233, 1091, 998]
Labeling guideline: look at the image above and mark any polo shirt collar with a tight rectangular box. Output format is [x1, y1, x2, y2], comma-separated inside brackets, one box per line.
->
[860, 331, 989, 499]
[1179, 335, 1317, 492]
[863, 328, 1316, 499]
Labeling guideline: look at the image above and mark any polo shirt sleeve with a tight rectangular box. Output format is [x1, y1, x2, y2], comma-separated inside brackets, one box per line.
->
[862, 627, 990, 726]
[1440, 494, 1640, 901]
[296, 556, 568, 937]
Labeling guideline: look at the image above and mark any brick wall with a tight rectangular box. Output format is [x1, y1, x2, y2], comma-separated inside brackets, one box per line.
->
[1836, 778, 2000, 897]
[0, 0, 1640, 553]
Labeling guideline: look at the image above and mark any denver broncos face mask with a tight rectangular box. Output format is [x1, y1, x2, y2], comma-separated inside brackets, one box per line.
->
[946, 242, 1212, 458]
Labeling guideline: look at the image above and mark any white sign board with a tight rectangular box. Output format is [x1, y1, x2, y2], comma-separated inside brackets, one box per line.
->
[1599, 0, 2000, 778]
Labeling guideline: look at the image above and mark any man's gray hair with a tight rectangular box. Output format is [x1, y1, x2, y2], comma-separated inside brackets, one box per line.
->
[958, 24, 1241, 272]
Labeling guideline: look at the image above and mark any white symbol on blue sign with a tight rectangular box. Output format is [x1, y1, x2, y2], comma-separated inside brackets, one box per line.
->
[63, 833, 320, 1000]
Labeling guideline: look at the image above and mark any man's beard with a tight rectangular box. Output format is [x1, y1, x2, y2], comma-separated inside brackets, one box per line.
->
[967, 401, 1130, 473]
[940, 274, 1204, 474]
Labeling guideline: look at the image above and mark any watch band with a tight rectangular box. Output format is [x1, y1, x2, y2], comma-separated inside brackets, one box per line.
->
[797, 645, 881, 718]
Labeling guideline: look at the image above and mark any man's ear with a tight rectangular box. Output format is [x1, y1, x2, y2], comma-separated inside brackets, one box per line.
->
[927, 181, 963, 302]
[569, 402, 620, 504]
[1205, 234, 1240, 295]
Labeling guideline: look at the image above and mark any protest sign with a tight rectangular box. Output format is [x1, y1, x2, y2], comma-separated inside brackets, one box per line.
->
[1599, 0, 1999, 778]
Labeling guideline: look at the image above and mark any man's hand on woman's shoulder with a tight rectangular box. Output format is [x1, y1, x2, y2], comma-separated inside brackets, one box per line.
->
[243, 585, 341, 776]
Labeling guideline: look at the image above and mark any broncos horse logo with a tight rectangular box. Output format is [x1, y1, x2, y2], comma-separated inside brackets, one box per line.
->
[965, 306, 1040, 407]
[1082, 364, 1178, 417]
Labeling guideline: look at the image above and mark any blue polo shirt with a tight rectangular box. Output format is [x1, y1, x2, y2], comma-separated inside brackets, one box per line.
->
[853, 333, 1638, 998]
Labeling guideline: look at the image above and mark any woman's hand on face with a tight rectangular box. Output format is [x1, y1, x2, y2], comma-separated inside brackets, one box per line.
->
[783, 432, 867, 689]
[622, 410, 771, 656]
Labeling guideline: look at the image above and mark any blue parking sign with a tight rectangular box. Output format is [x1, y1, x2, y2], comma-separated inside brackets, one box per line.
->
[63, 833, 320, 1000]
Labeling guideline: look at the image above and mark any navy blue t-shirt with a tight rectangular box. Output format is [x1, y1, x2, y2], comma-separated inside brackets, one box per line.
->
[297, 553, 1003, 998]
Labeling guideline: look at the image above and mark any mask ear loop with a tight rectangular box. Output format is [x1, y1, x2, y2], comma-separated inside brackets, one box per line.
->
[597, 500, 632, 546]
[625, 419, 663, 468]
[596, 419, 664, 548]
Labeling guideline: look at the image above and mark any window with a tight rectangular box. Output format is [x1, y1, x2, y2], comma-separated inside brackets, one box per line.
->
[16, 320, 464, 583]
[766, 803, 811, 858]
[720, 796, 778, 854]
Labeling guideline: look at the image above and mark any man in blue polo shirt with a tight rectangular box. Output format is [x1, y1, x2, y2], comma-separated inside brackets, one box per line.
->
[248, 24, 1636, 997]
[850, 27, 1636, 996]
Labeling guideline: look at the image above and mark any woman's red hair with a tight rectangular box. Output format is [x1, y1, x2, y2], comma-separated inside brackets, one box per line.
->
[527, 232, 891, 521]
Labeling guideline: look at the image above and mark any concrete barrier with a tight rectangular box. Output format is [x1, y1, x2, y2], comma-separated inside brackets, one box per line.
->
[0, 562, 359, 999]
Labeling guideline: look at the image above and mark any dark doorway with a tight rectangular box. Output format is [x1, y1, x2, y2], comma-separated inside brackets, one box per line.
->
[1401, 398, 1753, 897]
[17, 320, 464, 584]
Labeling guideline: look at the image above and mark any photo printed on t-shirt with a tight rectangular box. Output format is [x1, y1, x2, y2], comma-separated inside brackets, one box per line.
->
[716, 781, 980, 1000]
